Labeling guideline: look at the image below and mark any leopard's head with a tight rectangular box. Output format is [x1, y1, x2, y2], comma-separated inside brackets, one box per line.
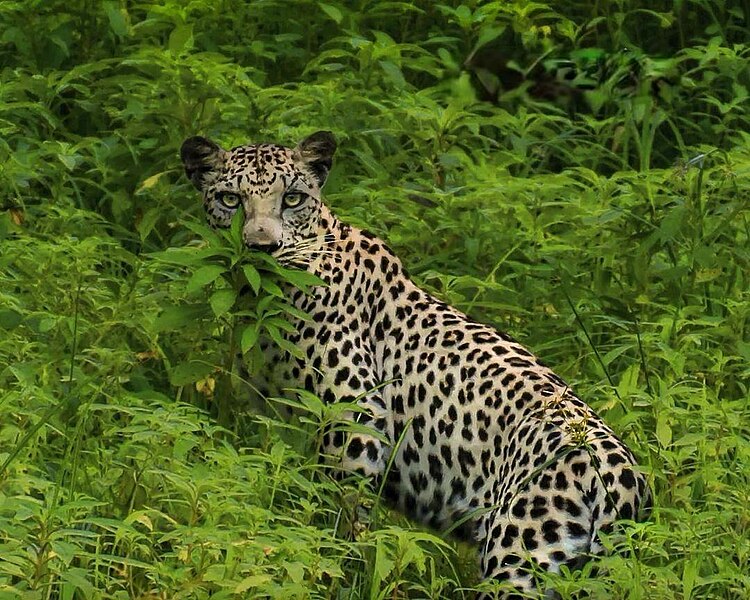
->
[180, 131, 336, 262]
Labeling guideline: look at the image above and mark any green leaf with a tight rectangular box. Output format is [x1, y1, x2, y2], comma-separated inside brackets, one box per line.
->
[240, 324, 260, 353]
[235, 575, 272, 593]
[683, 558, 698, 599]
[168, 23, 193, 56]
[266, 324, 304, 359]
[228, 208, 245, 252]
[187, 265, 226, 294]
[242, 264, 262, 294]
[284, 561, 305, 583]
[454, 4, 472, 29]
[371, 537, 395, 600]
[37, 317, 56, 333]
[149, 247, 226, 267]
[257, 294, 277, 314]
[0, 556, 27, 578]
[103, 1, 130, 37]
[264, 316, 296, 333]
[656, 413, 672, 448]
[291, 388, 325, 418]
[169, 360, 215, 386]
[153, 304, 210, 332]
[202, 564, 226, 582]
[658, 205, 687, 242]
[470, 25, 506, 56]
[60, 567, 95, 599]
[210, 288, 236, 317]
[136, 207, 160, 241]
[58, 153, 78, 171]
[251, 250, 281, 269]
[136, 171, 169, 193]
[0, 309, 23, 330]
[380, 60, 406, 88]
[261, 278, 285, 298]
[183, 221, 224, 246]
[280, 302, 311, 321]
[318, 2, 343, 23]
[274, 265, 326, 289]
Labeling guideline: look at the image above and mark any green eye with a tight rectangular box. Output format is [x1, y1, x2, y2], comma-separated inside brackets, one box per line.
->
[217, 192, 240, 208]
[283, 192, 306, 208]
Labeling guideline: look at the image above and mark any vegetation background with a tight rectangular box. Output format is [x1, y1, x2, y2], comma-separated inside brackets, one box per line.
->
[1, 0, 748, 598]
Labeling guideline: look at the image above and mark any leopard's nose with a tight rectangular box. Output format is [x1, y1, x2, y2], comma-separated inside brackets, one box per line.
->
[242, 217, 282, 248]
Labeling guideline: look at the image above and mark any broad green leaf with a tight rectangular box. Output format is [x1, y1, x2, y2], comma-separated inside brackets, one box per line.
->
[153, 304, 210, 332]
[257, 294, 278, 314]
[241, 324, 260, 353]
[380, 60, 406, 88]
[103, 1, 130, 36]
[235, 575, 272, 593]
[264, 316, 296, 333]
[57, 153, 78, 171]
[371, 537, 394, 600]
[655, 413, 672, 448]
[454, 4, 472, 29]
[210, 288, 236, 317]
[187, 265, 226, 293]
[60, 568, 95, 599]
[0, 558, 26, 578]
[149, 247, 226, 266]
[261, 278, 285, 298]
[168, 23, 193, 55]
[470, 26, 506, 56]
[243, 264, 262, 294]
[266, 324, 304, 359]
[136, 171, 169, 193]
[0, 309, 23, 330]
[658, 205, 687, 242]
[169, 360, 215, 386]
[36, 317, 56, 333]
[228, 208, 245, 251]
[280, 302, 311, 321]
[318, 2, 343, 23]
[183, 221, 225, 246]
[683, 559, 697, 599]
[136, 207, 161, 241]
[284, 561, 305, 583]
[202, 564, 226, 582]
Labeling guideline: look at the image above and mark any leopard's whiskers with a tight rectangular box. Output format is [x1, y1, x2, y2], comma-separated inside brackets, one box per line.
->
[273, 235, 343, 264]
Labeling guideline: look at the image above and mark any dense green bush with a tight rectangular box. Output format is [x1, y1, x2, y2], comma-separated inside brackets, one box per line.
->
[1, 1, 748, 598]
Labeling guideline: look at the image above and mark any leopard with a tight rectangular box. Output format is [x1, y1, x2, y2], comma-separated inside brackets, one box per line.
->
[180, 130, 651, 598]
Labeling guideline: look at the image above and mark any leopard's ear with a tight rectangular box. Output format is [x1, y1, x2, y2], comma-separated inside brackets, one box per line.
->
[180, 136, 225, 190]
[295, 131, 336, 188]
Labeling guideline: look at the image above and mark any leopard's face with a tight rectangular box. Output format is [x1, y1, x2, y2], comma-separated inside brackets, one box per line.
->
[180, 132, 336, 259]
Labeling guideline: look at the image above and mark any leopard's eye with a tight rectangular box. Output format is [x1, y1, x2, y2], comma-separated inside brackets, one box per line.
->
[217, 192, 241, 209]
[283, 191, 306, 208]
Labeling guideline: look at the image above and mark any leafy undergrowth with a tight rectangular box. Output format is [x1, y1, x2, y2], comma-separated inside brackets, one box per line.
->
[1, 1, 748, 598]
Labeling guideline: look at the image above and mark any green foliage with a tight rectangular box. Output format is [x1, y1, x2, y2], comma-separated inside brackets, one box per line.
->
[1, 0, 748, 598]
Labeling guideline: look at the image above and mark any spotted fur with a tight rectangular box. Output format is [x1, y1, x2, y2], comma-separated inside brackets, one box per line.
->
[181, 131, 651, 597]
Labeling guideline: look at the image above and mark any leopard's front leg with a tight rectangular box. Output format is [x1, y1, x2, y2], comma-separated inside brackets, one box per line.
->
[291, 317, 392, 479]
[321, 385, 391, 478]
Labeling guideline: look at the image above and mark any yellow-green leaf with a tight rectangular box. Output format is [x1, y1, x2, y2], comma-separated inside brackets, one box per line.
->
[235, 574, 272, 593]
[136, 171, 169, 193]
